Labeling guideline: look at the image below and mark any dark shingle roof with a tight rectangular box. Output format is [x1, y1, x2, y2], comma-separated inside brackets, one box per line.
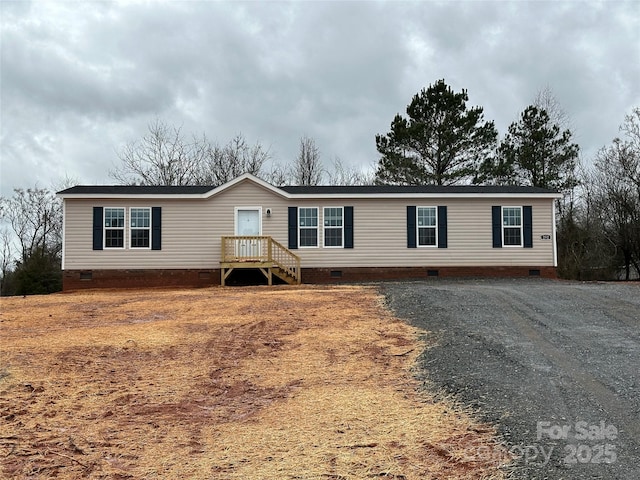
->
[280, 185, 558, 194]
[57, 185, 215, 195]
[58, 183, 558, 196]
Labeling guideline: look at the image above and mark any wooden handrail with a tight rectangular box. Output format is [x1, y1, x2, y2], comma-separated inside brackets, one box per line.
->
[270, 237, 300, 281]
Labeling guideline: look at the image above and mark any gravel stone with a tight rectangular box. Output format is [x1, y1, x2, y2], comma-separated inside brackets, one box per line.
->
[381, 278, 640, 480]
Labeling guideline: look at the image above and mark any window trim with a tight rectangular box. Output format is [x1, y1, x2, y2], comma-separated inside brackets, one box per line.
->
[129, 207, 152, 249]
[298, 206, 319, 248]
[323, 206, 344, 248]
[103, 207, 126, 249]
[502, 206, 523, 247]
[416, 206, 438, 248]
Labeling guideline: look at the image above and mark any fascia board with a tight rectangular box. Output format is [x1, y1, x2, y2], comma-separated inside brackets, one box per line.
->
[285, 192, 563, 200]
[58, 191, 562, 200]
[56, 193, 212, 199]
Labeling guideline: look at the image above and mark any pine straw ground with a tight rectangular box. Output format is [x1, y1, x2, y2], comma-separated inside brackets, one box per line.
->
[0, 285, 511, 479]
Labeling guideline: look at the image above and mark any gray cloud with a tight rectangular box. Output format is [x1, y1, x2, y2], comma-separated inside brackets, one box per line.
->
[1, 0, 638, 195]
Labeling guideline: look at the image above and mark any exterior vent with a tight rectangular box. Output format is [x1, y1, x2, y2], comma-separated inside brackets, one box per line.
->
[80, 271, 93, 280]
[330, 270, 343, 278]
[529, 269, 541, 276]
[427, 269, 439, 277]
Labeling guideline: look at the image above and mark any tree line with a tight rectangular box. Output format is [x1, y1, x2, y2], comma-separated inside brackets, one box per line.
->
[110, 120, 374, 188]
[0, 188, 63, 295]
[1, 79, 638, 294]
[373, 80, 638, 280]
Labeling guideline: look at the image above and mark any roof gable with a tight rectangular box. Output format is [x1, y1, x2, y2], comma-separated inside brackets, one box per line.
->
[207, 173, 290, 198]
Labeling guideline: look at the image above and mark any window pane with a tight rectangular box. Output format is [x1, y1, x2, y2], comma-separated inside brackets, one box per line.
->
[324, 228, 342, 247]
[323, 207, 343, 227]
[299, 228, 318, 247]
[503, 207, 521, 226]
[299, 208, 318, 247]
[131, 229, 150, 248]
[105, 208, 124, 228]
[299, 208, 318, 227]
[417, 207, 436, 227]
[418, 227, 436, 246]
[130, 208, 150, 228]
[504, 227, 521, 246]
[105, 229, 124, 248]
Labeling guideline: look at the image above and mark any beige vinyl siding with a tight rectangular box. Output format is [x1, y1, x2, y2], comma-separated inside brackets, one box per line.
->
[62, 179, 557, 270]
[290, 197, 555, 267]
[62, 181, 292, 270]
[64, 198, 219, 269]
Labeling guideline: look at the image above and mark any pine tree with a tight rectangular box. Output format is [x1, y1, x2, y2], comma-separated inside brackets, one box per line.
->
[479, 106, 579, 192]
[375, 79, 497, 185]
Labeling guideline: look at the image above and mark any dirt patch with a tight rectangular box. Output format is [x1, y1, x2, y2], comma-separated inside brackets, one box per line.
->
[0, 286, 510, 479]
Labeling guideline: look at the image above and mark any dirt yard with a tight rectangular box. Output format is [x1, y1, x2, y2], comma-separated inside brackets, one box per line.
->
[0, 285, 509, 479]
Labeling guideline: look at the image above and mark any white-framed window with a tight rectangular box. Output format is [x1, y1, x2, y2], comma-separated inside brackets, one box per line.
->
[298, 207, 318, 247]
[323, 207, 343, 248]
[417, 206, 437, 247]
[104, 207, 125, 249]
[502, 206, 523, 247]
[130, 207, 151, 249]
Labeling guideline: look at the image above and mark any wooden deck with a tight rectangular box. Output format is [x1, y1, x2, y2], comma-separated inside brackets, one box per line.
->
[220, 236, 301, 286]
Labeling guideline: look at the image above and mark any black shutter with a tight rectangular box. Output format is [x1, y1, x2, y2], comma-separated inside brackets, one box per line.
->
[152, 207, 162, 250]
[407, 206, 417, 248]
[437, 205, 448, 248]
[288, 207, 298, 249]
[523, 206, 533, 248]
[93, 207, 103, 250]
[492, 206, 502, 248]
[344, 206, 354, 249]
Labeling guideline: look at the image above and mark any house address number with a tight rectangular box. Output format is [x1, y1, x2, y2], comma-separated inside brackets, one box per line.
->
[540, 234, 552, 240]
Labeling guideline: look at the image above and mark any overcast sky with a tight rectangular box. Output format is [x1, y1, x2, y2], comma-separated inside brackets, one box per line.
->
[1, 0, 638, 194]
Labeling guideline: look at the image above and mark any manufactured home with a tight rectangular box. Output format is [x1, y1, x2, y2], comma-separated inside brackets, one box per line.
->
[57, 173, 561, 290]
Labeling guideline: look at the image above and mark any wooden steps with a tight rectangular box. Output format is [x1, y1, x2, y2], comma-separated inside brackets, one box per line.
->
[220, 236, 301, 286]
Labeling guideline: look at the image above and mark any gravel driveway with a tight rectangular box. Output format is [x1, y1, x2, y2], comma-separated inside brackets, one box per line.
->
[381, 278, 640, 480]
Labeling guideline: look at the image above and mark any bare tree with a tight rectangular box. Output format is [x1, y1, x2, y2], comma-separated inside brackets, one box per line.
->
[618, 107, 640, 192]
[112, 120, 271, 186]
[534, 85, 571, 131]
[111, 120, 208, 185]
[555, 181, 617, 280]
[198, 134, 270, 185]
[262, 162, 290, 187]
[0, 187, 62, 264]
[53, 174, 82, 193]
[0, 187, 63, 294]
[326, 157, 375, 186]
[587, 107, 640, 280]
[0, 228, 14, 293]
[293, 136, 324, 186]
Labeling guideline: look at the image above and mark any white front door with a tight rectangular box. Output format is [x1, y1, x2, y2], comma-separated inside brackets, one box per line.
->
[235, 208, 261, 257]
